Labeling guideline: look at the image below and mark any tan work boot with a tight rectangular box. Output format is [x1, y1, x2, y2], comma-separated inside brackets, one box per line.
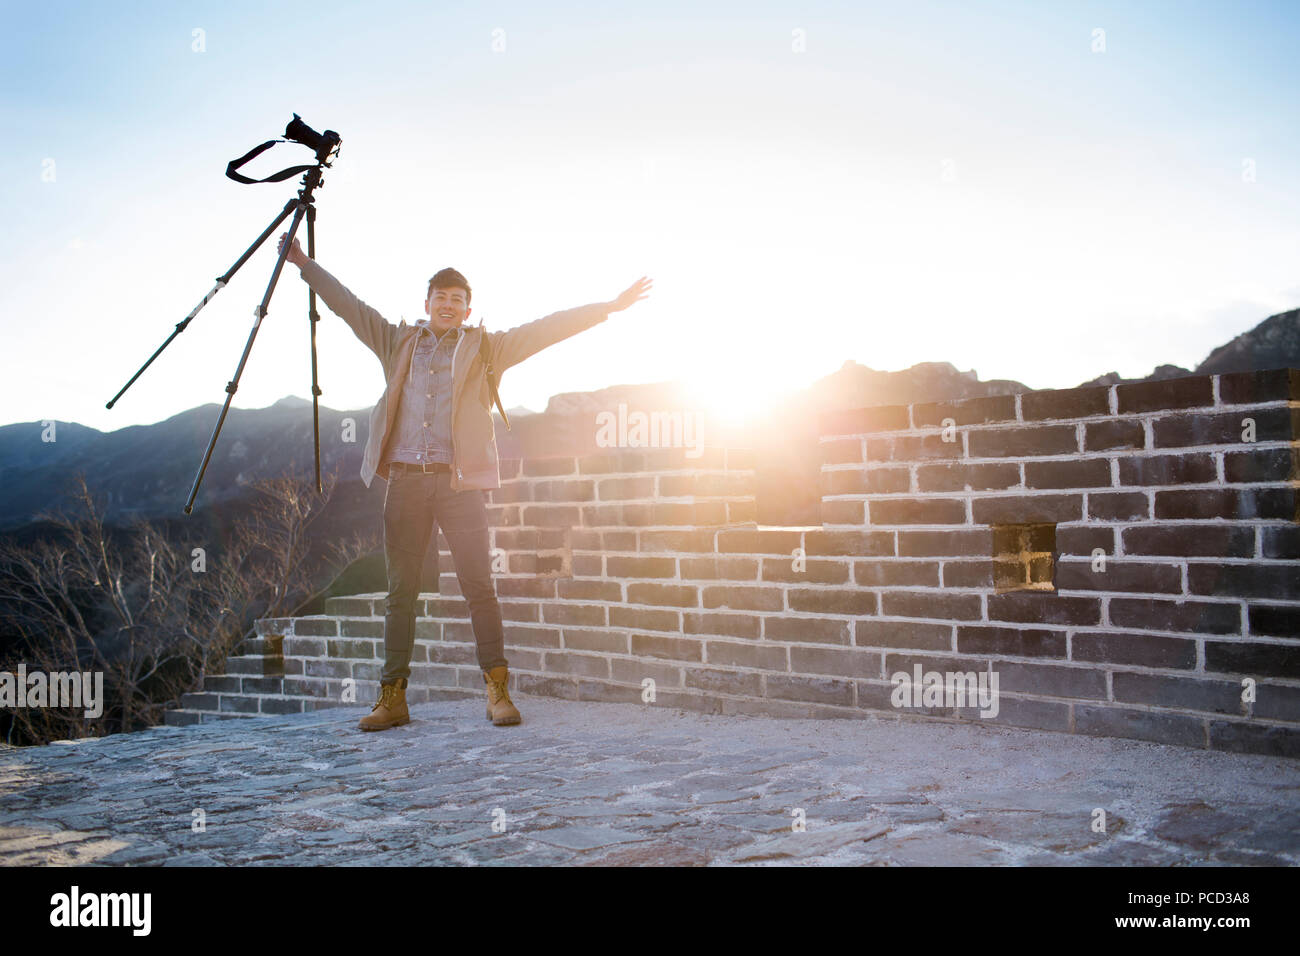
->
[484, 666, 521, 726]
[359, 680, 409, 731]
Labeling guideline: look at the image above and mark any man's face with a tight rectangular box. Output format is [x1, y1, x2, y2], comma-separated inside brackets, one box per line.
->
[425, 285, 471, 332]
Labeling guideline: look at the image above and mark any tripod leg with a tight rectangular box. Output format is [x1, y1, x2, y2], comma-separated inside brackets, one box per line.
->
[185, 170, 321, 513]
[107, 197, 300, 409]
[307, 204, 323, 494]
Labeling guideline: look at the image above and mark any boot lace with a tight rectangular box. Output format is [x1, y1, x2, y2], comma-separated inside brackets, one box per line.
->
[373, 683, 400, 712]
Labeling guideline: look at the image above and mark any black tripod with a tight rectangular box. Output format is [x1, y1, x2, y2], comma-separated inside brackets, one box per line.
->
[106, 114, 341, 513]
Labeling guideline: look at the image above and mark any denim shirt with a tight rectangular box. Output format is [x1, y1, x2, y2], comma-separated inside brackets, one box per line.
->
[382, 321, 462, 466]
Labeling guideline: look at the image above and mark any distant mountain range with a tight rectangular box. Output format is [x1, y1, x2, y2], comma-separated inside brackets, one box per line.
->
[1, 306, 1296, 533]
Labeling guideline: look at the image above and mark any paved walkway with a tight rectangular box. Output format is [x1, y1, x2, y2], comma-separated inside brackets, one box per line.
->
[1, 692, 1297, 866]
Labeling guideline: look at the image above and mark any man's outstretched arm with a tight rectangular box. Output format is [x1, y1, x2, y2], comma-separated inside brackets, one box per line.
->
[278, 233, 398, 365]
[491, 276, 653, 372]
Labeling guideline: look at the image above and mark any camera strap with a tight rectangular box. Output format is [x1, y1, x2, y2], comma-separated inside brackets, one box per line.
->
[478, 324, 511, 430]
[225, 139, 318, 184]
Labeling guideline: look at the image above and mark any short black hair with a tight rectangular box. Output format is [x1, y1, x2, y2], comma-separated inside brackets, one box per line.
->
[427, 267, 471, 305]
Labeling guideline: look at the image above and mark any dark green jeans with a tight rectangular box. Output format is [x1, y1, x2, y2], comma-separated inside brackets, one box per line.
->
[381, 465, 507, 684]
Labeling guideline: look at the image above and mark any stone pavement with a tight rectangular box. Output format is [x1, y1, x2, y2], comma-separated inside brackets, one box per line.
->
[1, 691, 1297, 866]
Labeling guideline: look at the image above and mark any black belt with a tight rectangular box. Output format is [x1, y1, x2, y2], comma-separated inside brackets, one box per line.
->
[390, 461, 451, 474]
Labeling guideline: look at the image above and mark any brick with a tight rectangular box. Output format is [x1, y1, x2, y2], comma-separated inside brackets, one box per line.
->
[516, 673, 579, 699]
[913, 394, 1017, 427]
[1024, 458, 1111, 489]
[1021, 385, 1110, 421]
[684, 668, 763, 696]
[716, 529, 804, 555]
[1055, 525, 1116, 555]
[1122, 524, 1254, 557]
[541, 602, 608, 626]
[556, 580, 623, 602]
[787, 588, 878, 615]
[631, 633, 704, 662]
[283, 639, 323, 660]
[943, 560, 993, 587]
[854, 559, 940, 587]
[304, 659, 351, 679]
[562, 628, 629, 653]
[994, 661, 1107, 700]
[764, 674, 855, 706]
[1118, 453, 1216, 486]
[502, 624, 562, 648]
[1109, 596, 1242, 633]
[897, 528, 991, 557]
[1223, 447, 1299, 483]
[822, 467, 910, 495]
[339, 619, 383, 639]
[820, 500, 865, 524]
[802, 530, 895, 557]
[855, 619, 952, 651]
[1254, 683, 1300, 722]
[967, 425, 1078, 458]
[1054, 559, 1182, 594]
[1153, 407, 1299, 448]
[682, 556, 761, 580]
[1249, 604, 1300, 638]
[1072, 631, 1197, 668]
[1216, 368, 1300, 405]
[706, 640, 788, 670]
[821, 438, 864, 465]
[987, 591, 1100, 626]
[866, 434, 964, 462]
[702, 585, 784, 611]
[219, 695, 260, 713]
[765, 616, 852, 645]
[762, 557, 850, 584]
[328, 638, 377, 660]
[542, 651, 611, 678]
[523, 458, 577, 477]
[294, 618, 338, 637]
[1188, 563, 1300, 600]
[575, 679, 645, 704]
[869, 497, 968, 524]
[957, 625, 1065, 659]
[1074, 705, 1206, 748]
[959, 695, 1071, 732]
[626, 582, 699, 608]
[1208, 722, 1300, 759]
[259, 697, 305, 715]
[521, 505, 581, 528]
[819, 405, 910, 436]
[789, 645, 883, 678]
[1205, 641, 1300, 679]
[916, 462, 1019, 492]
[240, 676, 284, 695]
[639, 530, 722, 554]
[972, 493, 1083, 524]
[609, 606, 680, 632]
[1087, 492, 1150, 520]
[1156, 487, 1297, 521]
[611, 658, 683, 687]
[1118, 376, 1214, 413]
[682, 611, 760, 639]
[1112, 672, 1244, 715]
[1086, 420, 1144, 451]
[496, 578, 558, 599]
[596, 476, 655, 500]
[532, 478, 595, 502]
[880, 590, 980, 621]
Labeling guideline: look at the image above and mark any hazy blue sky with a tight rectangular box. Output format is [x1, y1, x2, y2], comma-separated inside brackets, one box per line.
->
[4, 0, 1298, 432]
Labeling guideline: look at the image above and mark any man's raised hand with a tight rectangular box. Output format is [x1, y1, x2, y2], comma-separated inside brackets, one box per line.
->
[277, 232, 307, 267]
[607, 276, 653, 313]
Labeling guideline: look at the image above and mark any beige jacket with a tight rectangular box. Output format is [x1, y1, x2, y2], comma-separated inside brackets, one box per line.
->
[297, 258, 611, 490]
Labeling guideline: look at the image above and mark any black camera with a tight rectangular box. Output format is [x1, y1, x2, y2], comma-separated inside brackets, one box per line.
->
[285, 113, 341, 164]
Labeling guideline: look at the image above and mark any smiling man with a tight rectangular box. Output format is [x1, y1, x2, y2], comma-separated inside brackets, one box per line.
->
[278, 232, 651, 730]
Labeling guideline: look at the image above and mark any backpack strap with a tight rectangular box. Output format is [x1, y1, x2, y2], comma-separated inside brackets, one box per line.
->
[478, 323, 511, 430]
